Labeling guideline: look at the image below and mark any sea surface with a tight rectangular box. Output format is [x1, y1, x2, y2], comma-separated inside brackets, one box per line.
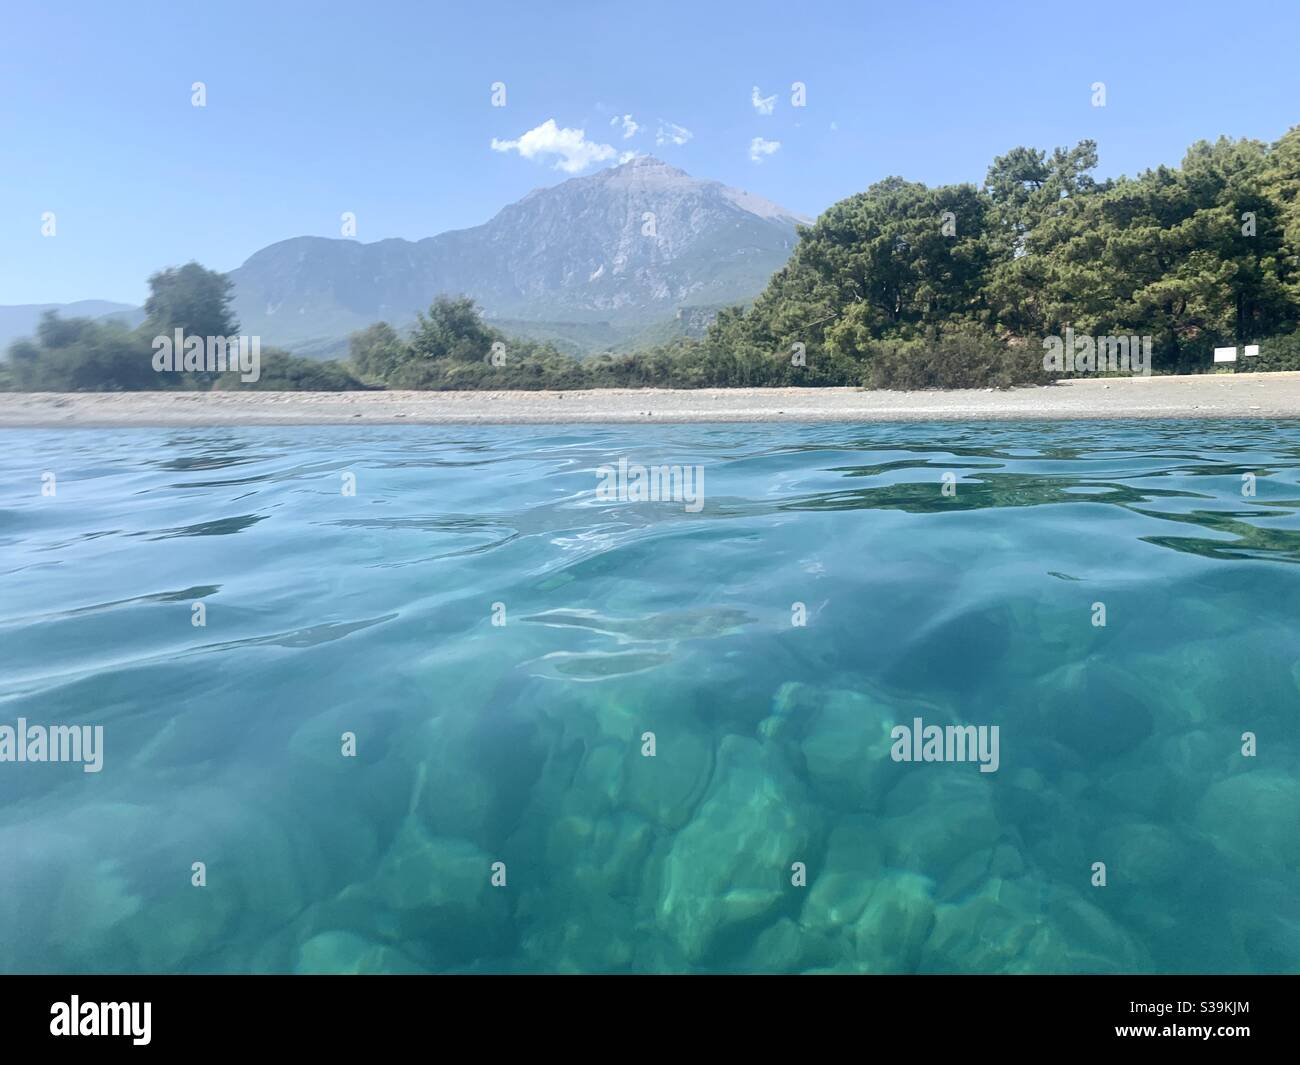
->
[1, 420, 1298, 974]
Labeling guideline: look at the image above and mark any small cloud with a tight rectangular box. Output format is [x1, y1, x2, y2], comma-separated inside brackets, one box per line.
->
[609, 113, 640, 139]
[491, 119, 618, 174]
[751, 86, 777, 116]
[655, 120, 693, 147]
[829, 120, 838, 132]
[749, 136, 781, 163]
[618, 149, 640, 164]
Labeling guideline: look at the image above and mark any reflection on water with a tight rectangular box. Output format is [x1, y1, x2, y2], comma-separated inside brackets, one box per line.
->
[0, 420, 1297, 973]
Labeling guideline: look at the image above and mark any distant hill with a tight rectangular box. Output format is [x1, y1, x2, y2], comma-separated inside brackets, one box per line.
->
[0, 301, 142, 355]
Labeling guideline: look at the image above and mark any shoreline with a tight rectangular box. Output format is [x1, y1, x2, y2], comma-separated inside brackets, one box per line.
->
[2, 373, 1300, 427]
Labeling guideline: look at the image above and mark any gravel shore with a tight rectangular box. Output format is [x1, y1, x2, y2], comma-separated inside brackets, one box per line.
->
[3, 373, 1299, 427]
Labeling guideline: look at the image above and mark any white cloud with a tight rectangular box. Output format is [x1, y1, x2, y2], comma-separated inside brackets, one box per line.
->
[491, 119, 619, 173]
[609, 113, 640, 139]
[751, 86, 776, 116]
[655, 120, 693, 147]
[749, 136, 781, 163]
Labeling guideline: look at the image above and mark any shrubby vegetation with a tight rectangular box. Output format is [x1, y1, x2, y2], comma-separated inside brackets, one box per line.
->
[863, 332, 1051, 391]
[1236, 332, 1300, 372]
[4, 263, 362, 392]
[6, 128, 1300, 391]
[6, 314, 158, 391]
[348, 302, 586, 390]
[211, 351, 363, 391]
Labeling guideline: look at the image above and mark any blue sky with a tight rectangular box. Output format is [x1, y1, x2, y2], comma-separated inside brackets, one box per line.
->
[2, 0, 1298, 304]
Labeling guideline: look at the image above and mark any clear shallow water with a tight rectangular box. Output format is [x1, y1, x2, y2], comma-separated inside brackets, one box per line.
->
[1, 420, 1298, 974]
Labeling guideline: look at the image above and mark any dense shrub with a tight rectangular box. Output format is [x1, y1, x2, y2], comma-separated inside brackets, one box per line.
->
[213, 351, 364, 391]
[1238, 334, 1300, 372]
[864, 331, 1050, 390]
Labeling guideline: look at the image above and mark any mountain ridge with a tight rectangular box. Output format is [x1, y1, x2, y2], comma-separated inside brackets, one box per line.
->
[229, 156, 808, 356]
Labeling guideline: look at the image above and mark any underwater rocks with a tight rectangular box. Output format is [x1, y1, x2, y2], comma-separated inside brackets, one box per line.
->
[295, 931, 425, 975]
[657, 734, 820, 963]
[881, 772, 1003, 876]
[520, 727, 712, 842]
[408, 702, 550, 850]
[327, 816, 515, 968]
[620, 728, 715, 830]
[798, 819, 936, 974]
[1023, 661, 1154, 763]
[646, 676, 1168, 973]
[372, 820, 514, 951]
[922, 878, 1149, 974]
[1197, 771, 1300, 876]
[47, 859, 144, 964]
[23, 655, 1291, 975]
[845, 871, 937, 973]
[1229, 910, 1300, 974]
[795, 688, 906, 811]
[533, 687, 716, 832]
[1095, 822, 1190, 887]
[742, 917, 831, 972]
[517, 893, 643, 974]
[801, 818, 885, 930]
[525, 668, 719, 830]
[17, 790, 349, 974]
[541, 807, 656, 901]
[412, 739, 508, 846]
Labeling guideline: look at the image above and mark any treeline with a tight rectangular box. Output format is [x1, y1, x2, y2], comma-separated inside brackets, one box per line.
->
[5, 128, 1300, 392]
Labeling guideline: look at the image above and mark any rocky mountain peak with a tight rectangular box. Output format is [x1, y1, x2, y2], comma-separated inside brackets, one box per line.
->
[227, 160, 810, 356]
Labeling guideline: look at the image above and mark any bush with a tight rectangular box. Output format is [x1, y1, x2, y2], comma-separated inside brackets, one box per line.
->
[864, 330, 1050, 390]
[212, 351, 364, 391]
[1238, 334, 1300, 372]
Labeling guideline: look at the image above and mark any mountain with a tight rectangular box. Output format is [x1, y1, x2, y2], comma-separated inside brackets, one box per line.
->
[0, 300, 142, 355]
[229, 157, 810, 356]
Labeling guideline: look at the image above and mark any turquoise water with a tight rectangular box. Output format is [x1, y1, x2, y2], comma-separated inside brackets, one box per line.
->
[1, 421, 1298, 974]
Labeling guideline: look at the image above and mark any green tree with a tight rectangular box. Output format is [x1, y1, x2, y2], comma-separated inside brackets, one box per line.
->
[697, 176, 1003, 384]
[985, 141, 1100, 254]
[1013, 137, 1299, 371]
[982, 141, 1101, 335]
[409, 295, 498, 363]
[348, 322, 409, 382]
[143, 262, 239, 340]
